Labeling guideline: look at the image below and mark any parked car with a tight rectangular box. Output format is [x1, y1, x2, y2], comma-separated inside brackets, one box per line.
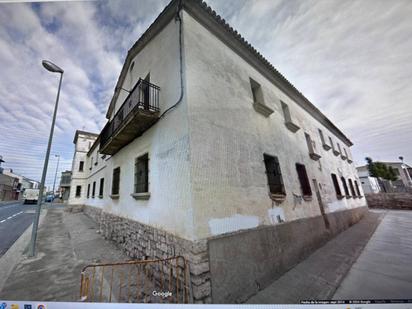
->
[45, 194, 54, 202]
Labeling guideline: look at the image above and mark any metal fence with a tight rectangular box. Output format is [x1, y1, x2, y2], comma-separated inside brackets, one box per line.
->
[80, 256, 191, 304]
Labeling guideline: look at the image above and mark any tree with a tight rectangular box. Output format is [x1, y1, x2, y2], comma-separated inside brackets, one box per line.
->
[365, 157, 398, 181]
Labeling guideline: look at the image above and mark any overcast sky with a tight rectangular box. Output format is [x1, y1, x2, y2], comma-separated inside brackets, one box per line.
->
[0, 0, 411, 187]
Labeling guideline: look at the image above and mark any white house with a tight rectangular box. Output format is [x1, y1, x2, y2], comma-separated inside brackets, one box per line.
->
[356, 166, 381, 194]
[69, 0, 367, 303]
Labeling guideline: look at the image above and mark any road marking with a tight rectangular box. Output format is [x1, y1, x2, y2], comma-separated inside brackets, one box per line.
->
[0, 211, 24, 224]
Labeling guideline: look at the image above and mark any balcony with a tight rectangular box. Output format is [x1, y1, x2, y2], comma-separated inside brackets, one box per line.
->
[100, 78, 160, 155]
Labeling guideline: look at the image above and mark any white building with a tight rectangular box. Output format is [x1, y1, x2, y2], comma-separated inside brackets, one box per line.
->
[69, 0, 367, 303]
[356, 166, 381, 194]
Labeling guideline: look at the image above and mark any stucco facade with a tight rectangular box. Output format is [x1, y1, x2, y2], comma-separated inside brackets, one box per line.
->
[68, 0, 368, 303]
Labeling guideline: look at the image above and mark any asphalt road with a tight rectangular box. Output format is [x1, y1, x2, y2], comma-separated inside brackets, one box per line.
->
[0, 201, 36, 257]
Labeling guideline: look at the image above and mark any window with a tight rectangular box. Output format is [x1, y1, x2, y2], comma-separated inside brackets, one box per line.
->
[92, 181, 96, 198]
[296, 163, 312, 196]
[99, 178, 104, 198]
[305, 133, 321, 160]
[341, 177, 350, 197]
[90, 157, 93, 170]
[330, 137, 339, 156]
[263, 154, 285, 196]
[250, 78, 273, 117]
[319, 129, 331, 150]
[95, 152, 99, 165]
[135, 154, 149, 193]
[354, 180, 361, 197]
[79, 161, 84, 172]
[75, 185, 81, 198]
[87, 184, 90, 198]
[331, 174, 343, 198]
[250, 78, 264, 105]
[112, 167, 120, 195]
[348, 179, 356, 197]
[281, 101, 300, 132]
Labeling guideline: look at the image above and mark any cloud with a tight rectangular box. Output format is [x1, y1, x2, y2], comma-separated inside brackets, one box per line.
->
[0, 0, 411, 188]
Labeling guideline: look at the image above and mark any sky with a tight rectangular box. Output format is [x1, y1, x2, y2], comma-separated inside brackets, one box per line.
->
[0, 0, 411, 188]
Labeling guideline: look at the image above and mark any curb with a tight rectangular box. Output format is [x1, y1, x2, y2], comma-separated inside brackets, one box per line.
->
[0, 209, 48, 293]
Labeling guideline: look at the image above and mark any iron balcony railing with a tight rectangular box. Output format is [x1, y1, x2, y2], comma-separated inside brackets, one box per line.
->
[100, 78, 160, 148]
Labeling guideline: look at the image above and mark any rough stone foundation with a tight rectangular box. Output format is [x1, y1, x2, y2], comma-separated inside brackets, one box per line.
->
[366, 193, 412, 210]
[82, 205, 211, 303]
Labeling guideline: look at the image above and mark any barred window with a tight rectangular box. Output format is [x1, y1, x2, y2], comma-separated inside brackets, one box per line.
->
[341, 177, 350, 197]
[331, 174, 342, 198]
[112, 167, 120, 195]
[354, 180, 361, 196]
[263, 154, 285, 195]
[348, 179, 356, 197]
[99, 178, 104, 197]
[296, 163, 312, 196]
[135, 154, 149, 193]
[92, 181, 96, 198]
[75, 185, 81, 197]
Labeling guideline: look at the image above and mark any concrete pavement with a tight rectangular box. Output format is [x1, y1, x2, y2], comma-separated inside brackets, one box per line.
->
[0, 207, 131, 301]
[246, 210, 385, 303]
[333, 210, 412, 300]
[0, 201, 36, 257]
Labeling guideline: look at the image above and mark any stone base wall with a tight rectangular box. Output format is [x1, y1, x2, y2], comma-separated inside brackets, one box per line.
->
[83, 205, 211, 303]
[366, 193, 412, 209]
[208, 206, 368, 303]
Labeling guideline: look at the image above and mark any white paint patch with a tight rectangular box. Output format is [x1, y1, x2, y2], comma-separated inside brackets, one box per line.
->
[327, 200, 346, 213]
[208, 214, 259, 236]
[268, 207, 286, 224]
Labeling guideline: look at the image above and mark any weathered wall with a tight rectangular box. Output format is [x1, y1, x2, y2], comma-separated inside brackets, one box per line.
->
[208, 206, 368, 303]
[183, 11, 366, 239]
[79, 16, 195, 241]
[83, 205, 212, 303]
[366, 193, 412, 210]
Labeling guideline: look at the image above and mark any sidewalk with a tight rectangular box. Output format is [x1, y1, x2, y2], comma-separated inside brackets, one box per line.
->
[0, 208, 130, 301]
[333, 210, 412, 300]
[246, 210, 385, 304]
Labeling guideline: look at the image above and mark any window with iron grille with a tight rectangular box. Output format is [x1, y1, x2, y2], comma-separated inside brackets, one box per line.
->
[348, 179, 356, 197]
[135, 154, 149, 193]
[354, 180, 361, 196]
[92, 181, 96, 198]
[75, 185, 81, 197]
[263, 154, 285, 195]
[99, 178, 104, 197]
[112, 167, 120, 195]
[87, 184, 90, 198]
[296, 163, 312, 196]
[331, 174, 342, 198]
[341, 177, 350, 196]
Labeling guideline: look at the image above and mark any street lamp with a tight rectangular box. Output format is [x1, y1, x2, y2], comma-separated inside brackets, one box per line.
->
[28, 60, 64, 257]
[51, 154, 60, 207]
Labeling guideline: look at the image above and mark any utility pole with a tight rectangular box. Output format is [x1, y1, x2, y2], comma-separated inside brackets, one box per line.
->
[51, 154, 60, 207]
[28, 60, 64, 257]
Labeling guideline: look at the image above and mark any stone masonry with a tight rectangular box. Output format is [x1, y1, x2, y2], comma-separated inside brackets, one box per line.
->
[82, 205, 212, 303]
[366, 192, 412, 210]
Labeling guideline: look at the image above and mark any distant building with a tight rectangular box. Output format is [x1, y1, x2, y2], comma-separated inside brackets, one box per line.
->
[357, 162, 412, 192]
[356, 166, 381, 194]
[2, 168, 40, 198]
[67, 130, 98, 205]
[59, 170, 72, 201]
[0, 173, 19, 201]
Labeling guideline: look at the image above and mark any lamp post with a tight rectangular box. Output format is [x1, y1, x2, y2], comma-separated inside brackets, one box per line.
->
[28, 60, 64, 257]
[51, 154, 60, 207]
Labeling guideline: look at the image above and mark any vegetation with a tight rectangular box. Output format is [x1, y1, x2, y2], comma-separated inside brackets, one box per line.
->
[365, 157, 398, 181]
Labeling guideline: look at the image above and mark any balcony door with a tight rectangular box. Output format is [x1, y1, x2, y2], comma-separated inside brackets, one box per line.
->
[142, 73, 150, 110]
